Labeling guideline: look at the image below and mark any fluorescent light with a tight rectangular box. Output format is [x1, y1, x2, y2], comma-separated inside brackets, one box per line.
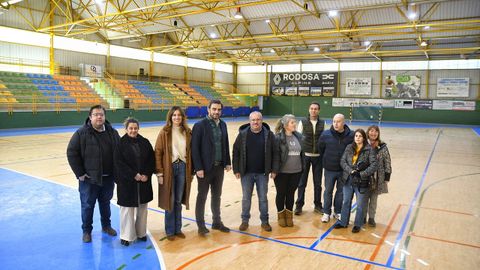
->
[328, 10, 338, 17]
[234, 7, 243, 19]
[265, 19, 270, 23]
[407, 12, 417, 20]
[210, 32, 217, 38]
[424, 25, 430, 30]
[313, 47, 320, 52]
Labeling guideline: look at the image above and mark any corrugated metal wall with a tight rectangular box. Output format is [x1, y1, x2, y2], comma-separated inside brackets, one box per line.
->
[0, 41, 49, 62]
[215, 71, 233, 84]
[187, 67, 211, 84]
[55, 49, 106, 70]
[238, 70, 479, 99]
[110, 57, 149, 76]
[237, 73, 267, 94]
[153, 62, 184, 80]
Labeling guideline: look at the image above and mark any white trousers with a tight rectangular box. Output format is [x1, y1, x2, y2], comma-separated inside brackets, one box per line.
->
[120, 203, 148, 241]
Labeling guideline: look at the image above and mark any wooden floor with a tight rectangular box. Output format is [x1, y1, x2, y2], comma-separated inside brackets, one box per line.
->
[1, 119, 479, 270]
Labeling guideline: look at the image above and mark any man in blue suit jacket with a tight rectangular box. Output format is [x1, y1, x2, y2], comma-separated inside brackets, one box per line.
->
[192, 99, 232, 236]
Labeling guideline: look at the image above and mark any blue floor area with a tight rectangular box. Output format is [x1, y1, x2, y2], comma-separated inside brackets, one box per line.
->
[473, 127, 480, 137]
[0, 168, 162, 270]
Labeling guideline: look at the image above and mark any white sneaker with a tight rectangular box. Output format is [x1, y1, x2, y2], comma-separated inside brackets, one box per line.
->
[321, 213, 330, 223]
[333, 213, 341, 220]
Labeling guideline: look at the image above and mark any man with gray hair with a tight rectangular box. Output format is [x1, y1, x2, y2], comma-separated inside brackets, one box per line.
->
[233, 111, 276, 232]
[317, 113, 354, 223]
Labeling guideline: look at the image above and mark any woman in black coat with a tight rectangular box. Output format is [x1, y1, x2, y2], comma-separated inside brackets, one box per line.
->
[114, 117, 155, 246]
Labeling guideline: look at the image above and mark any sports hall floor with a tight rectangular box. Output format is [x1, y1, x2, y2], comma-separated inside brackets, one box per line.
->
[0, 117, 479, 270]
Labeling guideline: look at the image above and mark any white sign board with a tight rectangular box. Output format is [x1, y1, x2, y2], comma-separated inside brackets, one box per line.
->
[345, 78, 372, 95]
[437, 78, 469, 97]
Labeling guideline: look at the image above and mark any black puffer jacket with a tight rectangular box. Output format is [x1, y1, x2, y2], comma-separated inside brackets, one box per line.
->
[232, 122, 276, 176]
[272, 131, 304, 173]
[340, 143, 377, 185]
[114, 134, 155, 207]
[317, 124, 354, 171]
[67, 117, 120, 186]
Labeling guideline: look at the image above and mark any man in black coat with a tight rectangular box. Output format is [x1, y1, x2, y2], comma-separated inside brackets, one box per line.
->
[191, 99, 231, 236]
[67, 105, 120, 243]
[232, 111, 275, 232]
[317, 113, 354, 223]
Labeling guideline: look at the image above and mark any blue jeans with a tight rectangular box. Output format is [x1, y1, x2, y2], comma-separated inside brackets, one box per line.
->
[340, 176, 367, 227]
[79, 176, 115, 233]
[322, 170, 344, 215]
[296, 156, 323, 208]
[165, 161, 186, 236]
[241, 173, 269, 224]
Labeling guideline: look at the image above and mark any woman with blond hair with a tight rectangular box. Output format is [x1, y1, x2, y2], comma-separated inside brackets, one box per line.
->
[155, 106, 193, 240]
[114, 117, 155, 246]
[272, 114, 304, 227]
[363, 125, 392, 227]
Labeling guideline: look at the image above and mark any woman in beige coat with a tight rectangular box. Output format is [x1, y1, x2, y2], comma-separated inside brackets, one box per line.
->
[155, 106, 193, 240]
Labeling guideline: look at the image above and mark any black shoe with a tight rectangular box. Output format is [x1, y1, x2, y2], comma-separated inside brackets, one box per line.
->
[120, 239, 129, 246]
[82, 232, 92, 243]
[102, 227, 117, 236]
[212, 223, 230, 233]
[314, 206, 324, 214]
[294, 206, 302, 216]
[198, 227, 210, 236]
[137, 236, 147, 242]
[352, 226, 361, 233]
[368, 218, 376, 227]
[334, 224, 347, 229]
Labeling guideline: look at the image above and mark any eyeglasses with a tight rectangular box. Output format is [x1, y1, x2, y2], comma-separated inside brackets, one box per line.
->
[92, 113, 104, 117]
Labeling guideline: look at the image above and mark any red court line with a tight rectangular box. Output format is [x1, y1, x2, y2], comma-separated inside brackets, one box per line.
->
[409, 232, 480, 249]
[176, 236, 377, 270]
[364, 204, 402, 270]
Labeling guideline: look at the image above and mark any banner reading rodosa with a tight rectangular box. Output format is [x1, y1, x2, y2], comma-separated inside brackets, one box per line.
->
[270, 72, 338, 97]
[385, 75, 420, 98]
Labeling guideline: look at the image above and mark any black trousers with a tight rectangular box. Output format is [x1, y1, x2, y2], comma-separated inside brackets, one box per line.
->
[195, 165, 225, 228]
[274, 172, 302, 212]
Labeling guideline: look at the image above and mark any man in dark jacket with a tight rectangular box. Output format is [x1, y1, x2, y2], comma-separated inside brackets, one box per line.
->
[192, 99, 231, 236]
[67, 105, 120, 243]
[317, 113, 354, 223]
[233, 111, 275, 232]
[294, 101, 325, 216]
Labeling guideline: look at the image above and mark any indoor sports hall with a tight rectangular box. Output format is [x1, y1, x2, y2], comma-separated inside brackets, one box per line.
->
[0, 1, 479, 270]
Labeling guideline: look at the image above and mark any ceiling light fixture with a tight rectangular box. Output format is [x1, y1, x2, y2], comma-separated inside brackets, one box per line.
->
[363, 40, 371, 46]
[210, 32, 217, 39]
[234, 7, 243, 19]
[407, 12, 417, 20]
[265, 19, 270, 23]
[313, 47, 320, 52]
[420, 41, 428, 47]
[423, 25, 430, 30]
[270, 49, 275, 53]
[328, 10, 338, 17]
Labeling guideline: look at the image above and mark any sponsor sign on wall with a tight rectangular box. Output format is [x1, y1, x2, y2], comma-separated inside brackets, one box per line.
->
[345, 78, 372, 95]
[394, 99, 414, 109]
[385, 75, 420, 98]
[437, 78, 469, 97]
[80, 64, 103, 78]
[270, 72, 337, 96]
[432, 100, 475, 111]
[413, 100, 433, 109]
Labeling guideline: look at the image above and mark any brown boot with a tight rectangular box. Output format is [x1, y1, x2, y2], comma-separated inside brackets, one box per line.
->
[277, 210, 287, 227]
[285, 209, 294, 227]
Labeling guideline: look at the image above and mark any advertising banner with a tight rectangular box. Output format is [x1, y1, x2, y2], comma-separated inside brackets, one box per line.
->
[437, 78, 469, 97]
[385, 75, 421, 98]
[270, 72, 338, 97]
[345, 78, 372, 95]
[413, 100, 433, 109]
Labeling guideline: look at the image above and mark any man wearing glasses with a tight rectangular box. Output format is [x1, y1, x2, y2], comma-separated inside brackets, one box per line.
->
[67, 105, 120, 243]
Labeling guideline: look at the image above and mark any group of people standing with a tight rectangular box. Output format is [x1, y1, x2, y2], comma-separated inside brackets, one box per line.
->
[66, 100, 391, 246]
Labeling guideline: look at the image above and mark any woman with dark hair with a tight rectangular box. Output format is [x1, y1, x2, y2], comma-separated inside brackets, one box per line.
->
[272, 114, 304, 227]
[363, 125, 392, 227]
[114, 117, 155, 246]
[334, 129, 377, 233]
[155, 106, 193, 240]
